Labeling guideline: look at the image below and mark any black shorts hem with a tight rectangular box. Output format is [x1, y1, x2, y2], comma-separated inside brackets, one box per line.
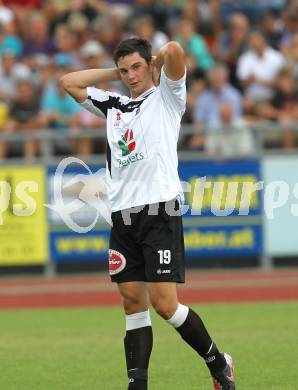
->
[110, 276, 185, 284]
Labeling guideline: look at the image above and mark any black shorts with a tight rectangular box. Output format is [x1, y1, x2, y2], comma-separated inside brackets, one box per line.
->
[109, 199, 185, 283]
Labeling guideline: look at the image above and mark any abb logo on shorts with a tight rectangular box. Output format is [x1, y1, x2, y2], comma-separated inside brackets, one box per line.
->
[109, 249, 126, 275]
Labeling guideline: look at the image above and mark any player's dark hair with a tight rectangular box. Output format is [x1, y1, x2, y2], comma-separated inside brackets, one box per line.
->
[113, 38, 152, 65]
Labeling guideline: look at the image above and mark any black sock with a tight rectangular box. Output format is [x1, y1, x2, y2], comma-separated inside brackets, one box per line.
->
[175, 308, 226, 373]
[124, 326, 153, 390]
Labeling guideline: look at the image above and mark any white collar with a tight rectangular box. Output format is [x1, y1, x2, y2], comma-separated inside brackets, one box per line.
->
[132, 87, 156, 100]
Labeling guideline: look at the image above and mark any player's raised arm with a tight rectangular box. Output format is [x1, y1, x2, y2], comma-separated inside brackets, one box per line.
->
[60, 68, 121, 103]
[155, 41, 185, 81]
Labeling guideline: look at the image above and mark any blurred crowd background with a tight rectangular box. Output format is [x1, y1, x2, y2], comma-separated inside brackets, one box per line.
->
[0, 0, 298, 161]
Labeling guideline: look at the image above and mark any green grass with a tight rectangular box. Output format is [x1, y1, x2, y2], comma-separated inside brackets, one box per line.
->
[0, 301, 297, 389]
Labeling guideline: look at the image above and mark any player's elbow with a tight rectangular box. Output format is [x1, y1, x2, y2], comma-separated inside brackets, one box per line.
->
[59, 73, 73, 93]
[59, 73, 86, 103]
[166, 41, 184, 58]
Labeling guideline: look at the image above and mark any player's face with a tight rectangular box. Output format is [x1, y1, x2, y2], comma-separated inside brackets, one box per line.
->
[117, 52, 154, 98]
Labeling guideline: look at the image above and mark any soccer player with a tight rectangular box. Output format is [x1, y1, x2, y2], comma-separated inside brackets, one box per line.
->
[61, 38, 235, 390]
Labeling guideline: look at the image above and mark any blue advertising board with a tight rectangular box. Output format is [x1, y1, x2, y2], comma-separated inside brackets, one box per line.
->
[178, 159, 262, 257]
[50, 230, 109, 262]
[48, 159, 263, 262]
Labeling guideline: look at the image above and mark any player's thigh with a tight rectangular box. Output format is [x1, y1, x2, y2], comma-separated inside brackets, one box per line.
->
[117, 281, 149, 314]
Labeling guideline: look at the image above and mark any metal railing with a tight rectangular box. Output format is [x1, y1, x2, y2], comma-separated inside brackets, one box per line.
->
[0, 122, 298, 165]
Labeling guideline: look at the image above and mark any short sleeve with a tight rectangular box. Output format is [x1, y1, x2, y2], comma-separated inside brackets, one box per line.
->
[158, 67, 186, 116]
[80, 87, 123, 118]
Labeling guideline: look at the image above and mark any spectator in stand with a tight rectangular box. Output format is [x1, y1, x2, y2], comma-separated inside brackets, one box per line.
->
[193, 63, 242, 126]
[0, 76, 42, 161]
[67, 11, 91, 48]
[53, 23, 82, 69]
[0, 21, 23, 58]
[179, 68, 206, 150]
[174, 18, 214, 72]
[280, 4, 298, 49]
[22, 11, 57, 58]
[0, 1, 18, 35]
[91, 14, 123, 53]
[129, 0, 161, 27]
[204, 101, 255, 157]
[236, 30, 285, 102]
[131, 15, 168, 54]
[282, 32, 298, 81]
[157, 0, 182, 34]
[49, 0, 100, 34]
[40, 53, 82, 156]
[215, 13, 249, 88]
[0, 47, 32, 102]
[257, 68, 298, 149]
[80, 39, 106, 69]
[190, 63, 243, 150]
[258, 9, 283, 50]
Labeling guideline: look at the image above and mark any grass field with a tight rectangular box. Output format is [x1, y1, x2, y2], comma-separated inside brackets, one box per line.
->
[1, 301, 297, 390]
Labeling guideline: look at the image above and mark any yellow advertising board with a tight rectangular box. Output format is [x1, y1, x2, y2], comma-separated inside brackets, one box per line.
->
[0, 166, 48, 265]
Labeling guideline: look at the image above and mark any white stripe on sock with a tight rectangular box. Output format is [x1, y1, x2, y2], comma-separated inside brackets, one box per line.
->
[167, 303, 189, 328]
[125, 309, 152, 331]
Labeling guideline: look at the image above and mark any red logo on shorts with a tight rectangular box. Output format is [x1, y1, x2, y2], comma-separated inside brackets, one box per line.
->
[109, 249, 126, 275]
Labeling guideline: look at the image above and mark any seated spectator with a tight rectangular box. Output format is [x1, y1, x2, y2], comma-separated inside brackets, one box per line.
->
[282, 32, 298, 81]
[53, 23, 83, 69]
[215, 13, 249, 87]
[257, 68, 298, 149]
[236, 30, 285, 102]
[80, 39, 107, 69]
[280, 4, 298, 49]
[193, 63, 242, 126]
[0, 76, 42, 161]
[40, 54, 82, 155]
[174, 18, 214, 72]
[204, 102, 255, 157]
[190, 63, 243, 150]
[67, 11, 91, 49]
[91, 14, 123, 53]
[179, 68, 206, 150]
[157, 0, 182, 34]
[258, 9, 283, 50]
[131, 15, 168, 54]
[0, 22, 23, 58]
[22, 11, 57, 58]
[0, 47, 32, 102]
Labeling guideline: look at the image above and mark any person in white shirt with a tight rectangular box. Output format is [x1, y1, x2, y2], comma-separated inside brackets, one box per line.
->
[237, 30, 285, 102]
[60, 38, 235, 390]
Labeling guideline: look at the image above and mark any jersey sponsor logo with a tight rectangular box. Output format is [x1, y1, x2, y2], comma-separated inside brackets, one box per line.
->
[118, 152, 145, 168]
[118, 129, 136, 156]
[109, 249, 126, 275]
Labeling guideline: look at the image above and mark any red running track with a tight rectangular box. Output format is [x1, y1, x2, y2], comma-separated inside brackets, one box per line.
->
[0, 269, 298, 309]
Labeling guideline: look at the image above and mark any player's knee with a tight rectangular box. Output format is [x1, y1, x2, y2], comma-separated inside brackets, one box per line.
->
[152, 300, 176, 320]
[122, 296, 148, 315]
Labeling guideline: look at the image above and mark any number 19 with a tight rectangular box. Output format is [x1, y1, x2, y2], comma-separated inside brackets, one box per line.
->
[158, 249, 171, 264]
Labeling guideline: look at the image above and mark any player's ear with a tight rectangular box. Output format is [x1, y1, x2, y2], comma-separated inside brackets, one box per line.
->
[151, 56, 157, 67]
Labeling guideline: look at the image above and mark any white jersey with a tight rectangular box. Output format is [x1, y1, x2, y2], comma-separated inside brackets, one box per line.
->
[81, 67, 186, 212]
